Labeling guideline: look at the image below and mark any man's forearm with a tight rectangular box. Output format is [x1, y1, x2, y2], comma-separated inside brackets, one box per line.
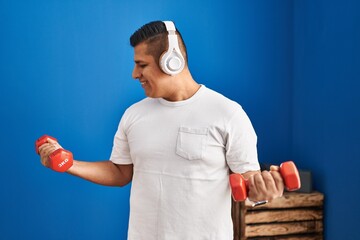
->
[66, 160, 133, 187]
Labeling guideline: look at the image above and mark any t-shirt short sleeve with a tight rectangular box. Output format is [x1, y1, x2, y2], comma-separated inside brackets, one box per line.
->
[225, 105, 260, 174]
[110, 113, 133, 165]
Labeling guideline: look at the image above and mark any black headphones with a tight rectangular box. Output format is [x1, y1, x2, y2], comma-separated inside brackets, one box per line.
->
[160, 21, 185, 75]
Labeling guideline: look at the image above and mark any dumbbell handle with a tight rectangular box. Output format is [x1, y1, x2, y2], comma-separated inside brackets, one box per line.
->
[35, 135, 73, 173]
[229, 161, 301, 202]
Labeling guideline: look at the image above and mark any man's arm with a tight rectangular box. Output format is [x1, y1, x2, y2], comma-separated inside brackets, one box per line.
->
[67, 161, 133, 187]
[38, 138, 133, 187]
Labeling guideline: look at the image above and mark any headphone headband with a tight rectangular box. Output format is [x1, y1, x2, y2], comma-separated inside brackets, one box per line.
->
[163, 21, 176, 32]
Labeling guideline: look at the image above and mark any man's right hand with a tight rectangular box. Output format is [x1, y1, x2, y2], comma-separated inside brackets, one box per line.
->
[38, 137, 63, 168]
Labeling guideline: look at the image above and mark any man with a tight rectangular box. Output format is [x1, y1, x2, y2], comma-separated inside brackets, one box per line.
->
[39, 20, 284, 240]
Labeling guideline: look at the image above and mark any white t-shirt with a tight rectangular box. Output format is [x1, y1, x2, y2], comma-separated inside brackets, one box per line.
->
[110, 85, 260, 240]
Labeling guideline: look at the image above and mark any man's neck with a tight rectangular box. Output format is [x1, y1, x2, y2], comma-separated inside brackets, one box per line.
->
[163, 71, 201, 102]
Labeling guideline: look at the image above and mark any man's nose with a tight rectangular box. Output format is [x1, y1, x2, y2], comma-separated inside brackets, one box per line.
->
[132, 65, 141, 79]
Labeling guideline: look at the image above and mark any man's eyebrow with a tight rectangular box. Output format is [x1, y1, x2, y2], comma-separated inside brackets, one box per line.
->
[134, 60, 145, 64]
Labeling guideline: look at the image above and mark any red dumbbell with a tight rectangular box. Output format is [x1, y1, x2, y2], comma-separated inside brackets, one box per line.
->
[229, 161, 301, 202]
[35, 135, 73, 173]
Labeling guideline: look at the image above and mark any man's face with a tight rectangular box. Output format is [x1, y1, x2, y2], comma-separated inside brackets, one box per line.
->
[132, 42, 172, 99]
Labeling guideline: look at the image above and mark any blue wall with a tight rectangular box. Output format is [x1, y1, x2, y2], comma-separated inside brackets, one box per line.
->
[293, 0, 360, 239]
[0, 0, 358, 239]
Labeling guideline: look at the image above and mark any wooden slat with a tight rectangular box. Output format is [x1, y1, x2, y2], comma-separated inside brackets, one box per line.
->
[232, 201, 241, 240]
[245, 192, 324, 209]
[239, 202, 247, 239]
[245, 209, 323, 224]
[245, 221, 323, 237]
[248, 233, 323, 240]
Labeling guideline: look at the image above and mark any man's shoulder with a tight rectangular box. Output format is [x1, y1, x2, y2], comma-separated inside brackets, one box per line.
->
[121, 97, 156, 118]
[202, 85, 241, 109]
[127, 97, 156, 110]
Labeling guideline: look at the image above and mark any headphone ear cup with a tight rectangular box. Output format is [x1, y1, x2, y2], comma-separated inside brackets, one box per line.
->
[160, 50, 185, 75]
[161, 21, 185, 75]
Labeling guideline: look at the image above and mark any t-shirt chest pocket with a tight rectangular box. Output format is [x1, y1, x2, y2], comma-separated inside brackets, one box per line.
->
[176, 126, 209, 160]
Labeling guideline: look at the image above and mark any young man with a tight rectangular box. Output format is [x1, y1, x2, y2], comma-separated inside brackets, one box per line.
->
[39, 21, 284, 240]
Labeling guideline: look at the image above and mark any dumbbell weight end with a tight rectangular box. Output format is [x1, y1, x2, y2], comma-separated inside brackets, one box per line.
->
[35, 135, 57, 154]
[49, 148, 73, 172]
[280, 161, 301, 191]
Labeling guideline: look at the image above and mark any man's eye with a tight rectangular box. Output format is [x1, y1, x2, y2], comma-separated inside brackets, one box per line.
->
[139, 64, 147, 68]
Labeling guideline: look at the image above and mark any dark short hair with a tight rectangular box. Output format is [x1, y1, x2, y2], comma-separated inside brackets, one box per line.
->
[130, 21, 188, 64]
